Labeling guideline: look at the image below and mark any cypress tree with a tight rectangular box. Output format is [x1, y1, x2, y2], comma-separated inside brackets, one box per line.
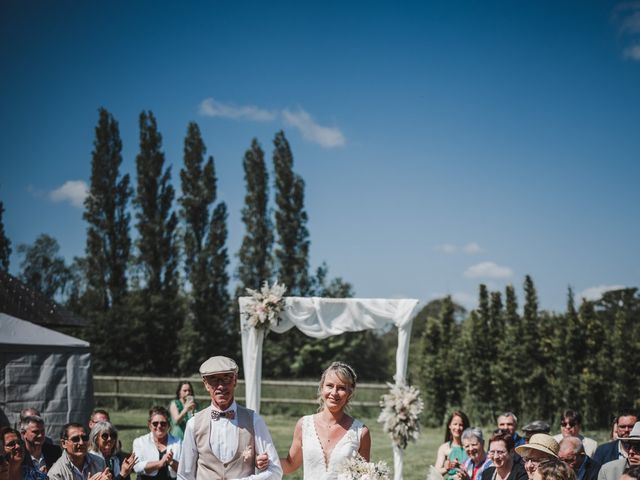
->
[0, 199, 10, 271]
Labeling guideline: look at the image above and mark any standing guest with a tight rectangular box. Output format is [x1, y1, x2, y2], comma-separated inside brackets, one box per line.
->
[88, 411, 111, 432]
[178, 355, 282, 480]
[532, 459, 576, 480]
[2, 427, 47, 480]
[499, 413, 526, 448]
[593, 411, 639, 467]
[19, 415, 61, 472]
[169, 382, 198, 441]
[481, 430, 527, 480]
[515, 434, 560, 480]
[278, 361, 370, 479]
[597, 423, 640, 480]
[553, 410, 598, 457]
[435, 411, 470, 479]
[523, 422, 552, 444]
[454, 428, 493, 480]
[558, 437, 601, 480]
[88, 422, 137, 480]
[133, 407, 180, 480]
[48, 423, 111, 480]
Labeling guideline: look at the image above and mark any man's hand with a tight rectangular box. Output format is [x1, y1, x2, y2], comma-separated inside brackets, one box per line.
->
[255, 453, 269, 470]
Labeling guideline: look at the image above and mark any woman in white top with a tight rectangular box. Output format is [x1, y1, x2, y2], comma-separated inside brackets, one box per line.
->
[270, 362, 371, 479]
[132, 406, 181, 480]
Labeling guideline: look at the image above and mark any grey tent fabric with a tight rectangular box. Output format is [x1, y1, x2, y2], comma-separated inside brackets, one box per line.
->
[0, 313, 93, 438]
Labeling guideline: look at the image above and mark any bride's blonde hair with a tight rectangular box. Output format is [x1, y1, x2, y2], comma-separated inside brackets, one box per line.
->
[317, 361, 357, 411]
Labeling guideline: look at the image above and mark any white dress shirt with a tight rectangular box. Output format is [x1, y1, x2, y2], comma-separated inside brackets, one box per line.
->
[178, 401, 282, 480]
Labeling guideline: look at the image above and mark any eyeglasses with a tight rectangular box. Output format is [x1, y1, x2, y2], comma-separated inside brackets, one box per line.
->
[559, 455, 580, 464]
[488, 450, 508, 457]
[100, 433, 116, 441]
[151, 421, 168, 428]
[4, 440, 20, 449]
[560, 421, 576, 428]
[522, 457, 541, 466]
[66, 434, 89, 444]
[204, 375, 235, 386]
[622, 441, 640, 453]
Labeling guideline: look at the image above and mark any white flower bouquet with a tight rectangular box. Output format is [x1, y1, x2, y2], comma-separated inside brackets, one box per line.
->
[377, 381, 424, 449]
[243, 281, 287, 330]
[337, 454, 391, 480]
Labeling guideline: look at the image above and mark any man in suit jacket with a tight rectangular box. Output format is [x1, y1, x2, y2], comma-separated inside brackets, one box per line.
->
[20, 415, 61, 473]
[598, 422, 640, 480]
[559, 436, 601, 480]
[593, 412, 638, 467]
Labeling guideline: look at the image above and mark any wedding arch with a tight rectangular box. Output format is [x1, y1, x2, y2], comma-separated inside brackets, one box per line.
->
[238, 295, 419, 480]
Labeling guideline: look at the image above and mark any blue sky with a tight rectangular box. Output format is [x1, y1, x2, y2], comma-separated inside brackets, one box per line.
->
[2, 0, 639, 312]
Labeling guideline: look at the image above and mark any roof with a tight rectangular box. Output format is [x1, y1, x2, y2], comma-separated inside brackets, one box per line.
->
[0, 269, 88, 327]
[0, 312, 89, 348]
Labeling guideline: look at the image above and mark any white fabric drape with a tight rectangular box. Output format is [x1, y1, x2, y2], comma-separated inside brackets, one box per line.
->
[239, 296, 418, 480]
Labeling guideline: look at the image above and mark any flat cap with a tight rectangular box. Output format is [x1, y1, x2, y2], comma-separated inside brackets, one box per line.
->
[199, 356, 239, 377]
[522, 420, 551, 433]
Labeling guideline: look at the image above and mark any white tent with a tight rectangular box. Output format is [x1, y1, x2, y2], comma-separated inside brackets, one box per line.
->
[0, 313, 94, 438]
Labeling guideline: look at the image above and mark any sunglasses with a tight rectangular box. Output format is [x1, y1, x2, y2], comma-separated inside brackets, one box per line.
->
[560, 421, 576, 427]
[622, 441, 640, 453]
[151, 421, 168, 428]
[100, 432, 116, 441]
[67, 434, 89, 444]
[4, 440, 20, 448]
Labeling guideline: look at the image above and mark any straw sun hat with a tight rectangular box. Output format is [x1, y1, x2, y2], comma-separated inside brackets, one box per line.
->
[515, 433, 560, 458]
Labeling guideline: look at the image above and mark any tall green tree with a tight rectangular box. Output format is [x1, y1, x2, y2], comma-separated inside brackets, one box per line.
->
[0, 199, 11, 271]
[132, 111, 182, 373]
[177, 122, 231, 373]
[236, 138, 273, 292]
[17, 234, 71, 299]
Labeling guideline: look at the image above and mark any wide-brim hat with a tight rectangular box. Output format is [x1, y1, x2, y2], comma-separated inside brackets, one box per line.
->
[515, 433, 559, 458]
[199, 356, 239, 377]
[624, 422, 640, 441]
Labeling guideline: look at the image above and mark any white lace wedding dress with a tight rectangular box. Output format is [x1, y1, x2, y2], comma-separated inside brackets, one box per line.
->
[301, 414, 364, 480]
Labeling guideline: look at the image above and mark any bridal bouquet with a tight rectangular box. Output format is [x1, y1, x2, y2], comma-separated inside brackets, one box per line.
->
[243, 281, 287, 330]
[378, 381, 424, 449]
[337, 454, 391, 480]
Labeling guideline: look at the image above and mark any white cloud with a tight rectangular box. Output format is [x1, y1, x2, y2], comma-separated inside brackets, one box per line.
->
[198, 97, 276, 121]
[434, 243, 457, 254]
[282, 108, 346, 148]
[464, 261, 513, 279]
[49, 180, 88, 208]
[462, 242, 483, 254]
[623, 44, 640, 60]
[619, 8, 640, 34]
[579, 284, 626, 301]
[451, 291, 477, 309]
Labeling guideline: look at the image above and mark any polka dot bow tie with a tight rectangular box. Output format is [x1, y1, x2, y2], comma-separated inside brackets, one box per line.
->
[211, 409, 236, 421]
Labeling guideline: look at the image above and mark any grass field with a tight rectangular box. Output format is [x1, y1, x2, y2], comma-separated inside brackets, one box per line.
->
[111, 409, 442, 480]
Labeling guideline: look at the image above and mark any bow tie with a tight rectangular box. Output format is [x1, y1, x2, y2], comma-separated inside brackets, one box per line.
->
[211, 409, 235, 421]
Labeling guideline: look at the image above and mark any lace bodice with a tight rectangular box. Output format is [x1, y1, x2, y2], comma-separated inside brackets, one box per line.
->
[301, 414, 364, 480]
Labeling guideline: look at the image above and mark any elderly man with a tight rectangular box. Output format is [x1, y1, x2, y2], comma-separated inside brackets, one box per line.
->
[554, 410, 598, 457]
[559, 436, 601, 480]
[498, 412, 526, 448]
[178, 356, 282, 480]
[593, 411, 639, 467]
[88, 410, 111, 431]
[20, 415, 61, 472]
[48, 423, 111, 480]
[598, 423, 640, 480]
[515, 433, 560, 479]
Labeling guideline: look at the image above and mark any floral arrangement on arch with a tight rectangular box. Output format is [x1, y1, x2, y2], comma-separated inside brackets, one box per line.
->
[337, 454, 391, 480]
[243, 281, 287, 331]
[377, 380, 424, 449]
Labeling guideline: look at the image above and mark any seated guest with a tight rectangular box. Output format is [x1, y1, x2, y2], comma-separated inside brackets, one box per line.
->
[554, 410, 598, 457]
[499, 413, 526, 448]
[48, 423, 111, 480]
[559, 437, 601, 480]
[133, 407, 180, 480]
[1, 427, 47, 480]
[598, 423, 640, 480]
[454, 428, 493, 480]
[523, 422, 552, 444]
[481, 430, 527, 480]
[533, 459, 576, 480]
[515, 434, 560, 480]
[622, 465, 640, 480]
[89, 410, 111, 431]
[19, 415, 61, 472]
[18, 409, 54, 447]
[88, 422, 137, 480]
[593, 411, 638, 467]
[168, 381, 198, 441]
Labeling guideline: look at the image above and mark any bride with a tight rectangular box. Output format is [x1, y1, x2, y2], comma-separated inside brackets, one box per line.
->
[259, 361, 371, 479]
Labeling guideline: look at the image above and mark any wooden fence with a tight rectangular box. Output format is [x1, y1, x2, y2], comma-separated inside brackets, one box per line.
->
[94, 375, 388, 413]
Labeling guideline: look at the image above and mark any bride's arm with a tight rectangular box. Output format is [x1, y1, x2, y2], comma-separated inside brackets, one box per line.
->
[280, 417, 304, 474]
[358, 426, 371, 461]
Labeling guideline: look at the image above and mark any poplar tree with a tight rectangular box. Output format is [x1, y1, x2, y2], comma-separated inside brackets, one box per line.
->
[503, 284, 524, 414]
[0, 199, 11, 271]
[556, 287, 584, 410]
[237, 138, 272, 291]
[133, 111, 181, 373]
[17, 234, 71, 299]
